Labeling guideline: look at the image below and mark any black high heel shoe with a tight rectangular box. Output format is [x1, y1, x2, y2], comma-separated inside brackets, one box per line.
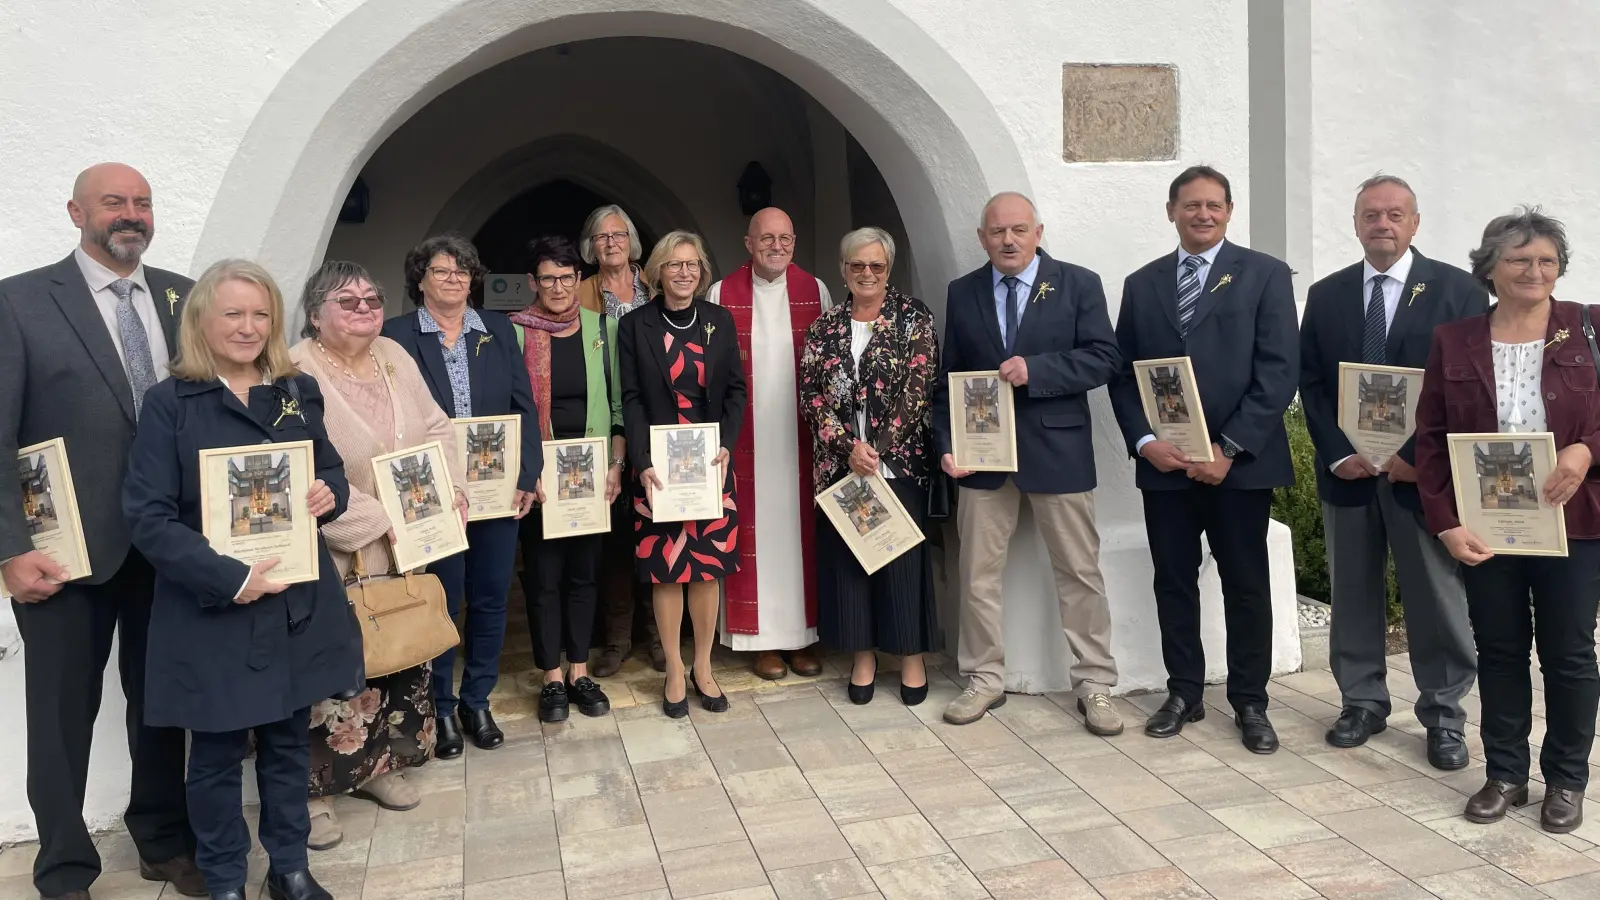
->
[691, 667, 730, 713]
[662, 672, 689, 719]
[848, 655, 877, 705]
[899, 659, 928, 706]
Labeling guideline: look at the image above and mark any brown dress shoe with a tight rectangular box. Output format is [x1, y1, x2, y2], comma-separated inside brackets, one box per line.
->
[140, 855, 207, 897]
[753, 651, 787, 680]
[592, 643, 628, 678]
[1542, 787, 1585, 833]
[42, 892, 90, 900]
[1464, 779, 1530, 824]
[788, 646, 824, 677]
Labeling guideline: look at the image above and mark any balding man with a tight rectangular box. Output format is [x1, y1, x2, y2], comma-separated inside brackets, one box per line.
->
[0, 164, 201, 900]
[930, 192, 1123, 730]
[705, 208, 833, 680]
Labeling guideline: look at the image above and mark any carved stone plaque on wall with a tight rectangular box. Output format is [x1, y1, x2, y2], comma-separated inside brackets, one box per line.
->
[1062, 64, 1178, 163]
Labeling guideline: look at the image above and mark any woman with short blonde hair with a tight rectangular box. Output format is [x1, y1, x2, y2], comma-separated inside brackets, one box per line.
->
[168, 258, 299, 383]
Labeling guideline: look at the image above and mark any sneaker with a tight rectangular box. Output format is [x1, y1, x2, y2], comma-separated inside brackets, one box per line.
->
[539, 680, 570, 723]
[1076, 693, 1124, 736]
[567, 677, 612, 717]
[943, 687, 1006, 725]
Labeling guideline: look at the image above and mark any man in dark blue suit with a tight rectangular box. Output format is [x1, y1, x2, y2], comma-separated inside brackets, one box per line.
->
[932, 192, 1123, 731]
[1110, 166, 1299, 753]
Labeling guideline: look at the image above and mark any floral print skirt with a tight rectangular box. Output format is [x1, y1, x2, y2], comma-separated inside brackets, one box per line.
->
[307, 663, 436, 798]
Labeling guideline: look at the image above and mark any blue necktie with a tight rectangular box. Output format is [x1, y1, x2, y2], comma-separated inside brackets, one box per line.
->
[1177, 256, 1203, 334]
[109, 278, 159, 416]
[1001, 275, 1020, 355]
[1363, 276, 1388, 364]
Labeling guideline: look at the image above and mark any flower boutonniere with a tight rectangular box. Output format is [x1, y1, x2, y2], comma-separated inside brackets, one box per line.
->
[164, 287, 180, 315]
[1407, 282, 1427, 307]
[1032, 281, 1055, 305]
[273, 397, 302, 428]
[704, 322, 716, 343]
[1549, 328, 1571, 351]
[474, 334, 493, 357]
[591, 336, 604, 352]
[1210, 273, 1234, 294]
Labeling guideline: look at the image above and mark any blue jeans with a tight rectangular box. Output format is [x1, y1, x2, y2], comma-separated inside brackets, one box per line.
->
[430, 516, 519, 716]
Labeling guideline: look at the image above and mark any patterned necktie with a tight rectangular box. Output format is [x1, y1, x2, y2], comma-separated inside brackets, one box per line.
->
[1363, 275, 1388, 364]
[1001, 275, 1020, 354]
[109, 278, 159, 416]
[1177, 255, 1204, 334]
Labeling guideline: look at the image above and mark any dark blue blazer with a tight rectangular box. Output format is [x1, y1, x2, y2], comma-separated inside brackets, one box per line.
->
[383, 308, 542, 490]
[931, 250, 1121, 494]
[122, 374, 359, 733]
[1300, 249, 1488, 510]
[1109, 240, 1300, 491]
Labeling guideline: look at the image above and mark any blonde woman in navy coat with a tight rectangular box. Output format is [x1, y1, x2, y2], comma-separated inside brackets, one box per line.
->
[122, 259, 359, 900]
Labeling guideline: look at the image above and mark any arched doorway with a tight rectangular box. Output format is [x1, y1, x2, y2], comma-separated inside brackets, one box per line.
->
[471, 180, 617, 279]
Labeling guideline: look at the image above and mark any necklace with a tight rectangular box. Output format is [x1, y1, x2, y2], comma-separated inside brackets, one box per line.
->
[317, 340, 380, 379]
[663, 306, 699, 331]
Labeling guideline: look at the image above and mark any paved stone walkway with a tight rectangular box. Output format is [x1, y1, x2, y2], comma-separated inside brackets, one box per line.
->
[4, 625, 1600, 899]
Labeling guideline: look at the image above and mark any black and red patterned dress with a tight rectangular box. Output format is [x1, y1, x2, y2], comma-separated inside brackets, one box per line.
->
[634, 303, 740, 583]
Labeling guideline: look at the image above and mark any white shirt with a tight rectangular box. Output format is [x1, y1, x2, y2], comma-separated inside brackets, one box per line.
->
[1361, 248, 1415, 334]
[1136, 241, 1228, 455]
[990, 252, 1042, 349]
[850, 318, 894, 479]
[73, 246, 172, 381]
[1492, 339, 1548, 433]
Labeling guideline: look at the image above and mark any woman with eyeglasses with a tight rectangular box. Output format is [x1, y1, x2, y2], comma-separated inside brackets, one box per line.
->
[289, 260, 469, 850]
[382, 234, 543, 759]
[618, 231, 747, 717]
[798, 227, 939, 706]
[506, 236, 623, 722]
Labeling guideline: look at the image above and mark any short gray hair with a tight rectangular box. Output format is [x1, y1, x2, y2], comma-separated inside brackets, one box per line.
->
[298, 259, 385, 339]
[1354, 173, 1418, 212]
[839, 227, 896, 277]
[1468, 206, 1571, 296]
[979, 191, 1039, 229]
[579, 204, 642, 266]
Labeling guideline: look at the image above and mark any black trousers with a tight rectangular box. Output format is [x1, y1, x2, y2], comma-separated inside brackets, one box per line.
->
[1143, 486, 1275, 709]
[816, 478, 939, 656]
[187, 709, 311, 893]
[13, 551, 192, 896]
[520, 514, 605, 671]
[1462, 539, 1600, 790]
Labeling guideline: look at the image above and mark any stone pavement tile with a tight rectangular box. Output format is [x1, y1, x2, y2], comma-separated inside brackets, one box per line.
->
[710, 743, 799, 778]
[1155, 831, 1318, 900]
[1362, 727, 1445, 779]
[0, 875, 36, 900]
[900, 773, 1026, 839]
[307, 831, 374, 887]
[545, 735, 630, 777]
[362, 855, 464, 900]
[1318, 806, 1484, 878]
[853, 725, 944, 755]
[632, 753, 723, 795]
[1044, 824, 1166, 879]
[946, 828, 1057, 874]
[1114, 733, 1230, 777]
[968, 758, 1076, 800]
[464, 775, 553, 823]
[723, 766, 815, 808]
[1017, 727, 1120, 763]
[764, 858, 877, 900]
[1195, 738, 1336, 790]
[838, 813, 948, 866]
[463, 812, 561, 883]
[1159, 764, 1276, 810]
[976, 859, 1097, 899]
[694, 718, 783, 754]
[1543, 872, 1600, 899]
[1005, 787, 1118, 835]
[558, 823, 664, 900]
[1115, 802, 1227, 844]
[0, 845, 38, 879]
[92, 831, 140, 873]
[1255, 708, 1346, 757]
[929, 716, 1028, 758]
[541, 711, 621, 747]
[988, 693, 1082, 736]
[1088, 866, 1211, 900]
[1169, 706, 1251, 745]
[372, 787, 465, 827]
[1051, 751, 1185, 812]
[1416, 865, 1548, 900]
[640, 784, 746, 853]
[1209, 798, 1334, 849]
[803, 762, 916, 825]
[864, 851, 987, 900]
[1266, 837, 1431, 900]
[1361, 776, 1471, 821]
[1273, 780, 1380, 817]
[759, 697, 854, 741]
[737, 798, 854, 871]
[782, 736, 876, 773]
[369, 815, 466, 866]
[830, 697, 923, 734]
[874, 745, 966, 786]
[659, 840, 768, 898]
[618, 716, 703, 765]
[750, 684, 826, 707]
[1428, 816, 1600, 885]
[1304, 746, 1423, 787]
[554, 789, 647, 836]
[684, 888, 777, 900]
[550, 766, 637, 801]
[463, 738, 546, 786]
[462, 872, 566, 900]
[955, 739, 1048, 771]
[47, 870, 161, 900]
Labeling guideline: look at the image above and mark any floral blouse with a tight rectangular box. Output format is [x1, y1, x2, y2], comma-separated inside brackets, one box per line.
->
[799, 287, 939, 493]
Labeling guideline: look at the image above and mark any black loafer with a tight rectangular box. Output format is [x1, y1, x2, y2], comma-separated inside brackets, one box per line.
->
[1426, 727, 1469, 771]
[567, 676, 611, 717]
[459, 707, 504, 749]
[538, 681, 570, 723]
[210, 891, 244, 900]
[434, 714, 464, 760]
[1144, 696, 1204, 738]
[1236, 705, 1279, 754]
[265, 870, 330, 900]
[1326, 707, 1386, 748]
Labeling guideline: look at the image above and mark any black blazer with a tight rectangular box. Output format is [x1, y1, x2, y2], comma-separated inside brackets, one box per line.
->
[1300, 249, 1489, 509]
[382, 308, 542, 491]
[930, 250, 1120, 494]
[618, 298, 747, 473]
[1110, 240, 1300, 491]
[122, 374, 359, 733]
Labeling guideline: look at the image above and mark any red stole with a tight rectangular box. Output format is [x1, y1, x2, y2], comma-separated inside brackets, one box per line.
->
[718, 263, 821, 635]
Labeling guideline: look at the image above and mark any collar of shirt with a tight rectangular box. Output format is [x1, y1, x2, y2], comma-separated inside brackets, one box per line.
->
[991, 252, 1042, 296]
[418, 305, 487, 336]
[1362, 247, 1415, 289]
[1175, 239, 1225, 271]
[753, 268, 788, 288]
[74, 246, 150, 298]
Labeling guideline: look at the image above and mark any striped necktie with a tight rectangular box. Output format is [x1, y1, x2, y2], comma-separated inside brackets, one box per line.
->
[109, 278, 159, 417]
[1363, 275, 1388, 364]
[1177, 255, 1203, 333]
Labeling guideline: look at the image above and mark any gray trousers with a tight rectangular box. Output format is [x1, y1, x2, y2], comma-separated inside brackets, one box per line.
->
[1323, 479, 1476, 730]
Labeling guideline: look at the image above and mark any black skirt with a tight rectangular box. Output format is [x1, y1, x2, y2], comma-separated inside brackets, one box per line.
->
[815, 477, 938, 655]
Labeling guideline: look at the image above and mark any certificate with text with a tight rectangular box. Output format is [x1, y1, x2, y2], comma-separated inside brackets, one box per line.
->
[541, 437, 611, 538]
[647, 423, 722, 523]
[1133, 356, 1215, 463]
[815, 471, 924, 575]
[3, 438, 93, 599]
[198, 440, 320, 585]
[1337, 363, 1425, 468]
[371, 441, 470, 571]
[1447, 432, 1567, 557]
[947, 371, 1017, 471]
[453, 415, 521, 521]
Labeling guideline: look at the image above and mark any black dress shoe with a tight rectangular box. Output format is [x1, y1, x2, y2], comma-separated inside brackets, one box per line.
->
[900, 680, 928, 707]
[662, 675, 689, 718]
[1426, 728, 1469, 771]
[1325, 707, 1385, 748]
[265, 870, 331, 900]
[848, 657, 877, 706]
[1236, 706, 1279, 754]
[435, 714, 464, 760]
[568, 676, 611, 717]
[1464, 779, 1529, 823]
[691, 667, 729, 713]
[210, 891, 244, 900]
[538, 681, 570, 723]
[459, 707, 504, 749]
[1542, 787, 1584, 833]
[1144, 696, 1204, 738]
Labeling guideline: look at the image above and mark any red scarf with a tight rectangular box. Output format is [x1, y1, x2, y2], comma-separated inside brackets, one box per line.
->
[509, 301, 581, 441]
[718, 262, 822, 635]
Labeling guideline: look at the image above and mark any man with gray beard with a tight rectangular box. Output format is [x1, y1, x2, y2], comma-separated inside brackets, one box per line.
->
[0, 163, 202, 900]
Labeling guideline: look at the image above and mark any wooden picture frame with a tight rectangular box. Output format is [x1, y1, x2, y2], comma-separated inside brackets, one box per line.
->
[541, 436, 611, 539]
[647, 423, 722, 523]
[453, 415, 521, 521]
[1337, 362, 1426, 468]
[3, 438, 93, 599]
[1447, 432, 1568, 557]
[814, 471, 925, 575]
[370, 441, 470, 571]
[198, 440, 320, 585]
[1132, 356, 1215, 463]
[947, 370, 1018, 472]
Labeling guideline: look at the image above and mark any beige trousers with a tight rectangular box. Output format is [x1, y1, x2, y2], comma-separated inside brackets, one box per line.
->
[956, 481, 1118, 696]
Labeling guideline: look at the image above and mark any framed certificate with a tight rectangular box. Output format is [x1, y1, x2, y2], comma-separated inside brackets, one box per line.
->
[647, 423, 722, 523]
[1337, 363, 1425, 468]
[371, 441, 470, 571]
[1447, 432, 1568, 557]
[815, 471, 925, 575]
[1132, 356, 1215, 463]
[198, 441, 319, 585]
[453, 415, 521, 521]
[947, 371, 1017, 471]
[3, 438, 93, 598]
[542, 437, 610, 538]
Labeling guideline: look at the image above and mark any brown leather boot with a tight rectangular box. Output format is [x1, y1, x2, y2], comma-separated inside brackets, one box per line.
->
[788, 645, 824, 677]
[1464, 779, 1529, 824]
[140, 855, 207, 897]
[753, 650, 787, 680]
[1542, 787, 1585, 833]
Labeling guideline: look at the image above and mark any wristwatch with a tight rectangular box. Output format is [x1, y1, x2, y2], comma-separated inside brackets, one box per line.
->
[1219, 436, 1244, 460]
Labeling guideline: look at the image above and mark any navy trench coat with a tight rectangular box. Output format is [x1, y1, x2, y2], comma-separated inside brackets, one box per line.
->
[123, 374, 360, 733]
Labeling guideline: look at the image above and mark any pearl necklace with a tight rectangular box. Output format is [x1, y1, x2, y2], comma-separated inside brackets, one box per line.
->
[317, 340, 380, 379]
[663, 305, 699, 331]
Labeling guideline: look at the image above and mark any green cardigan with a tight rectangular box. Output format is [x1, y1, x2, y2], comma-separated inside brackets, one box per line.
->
[515, 308, 624, 461]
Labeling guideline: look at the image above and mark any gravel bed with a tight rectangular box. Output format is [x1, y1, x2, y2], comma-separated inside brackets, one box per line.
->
[1297, 600, 1331, 629]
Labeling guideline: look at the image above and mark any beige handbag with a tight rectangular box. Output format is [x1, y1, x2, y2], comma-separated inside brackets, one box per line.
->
[345, 542, 459, 678]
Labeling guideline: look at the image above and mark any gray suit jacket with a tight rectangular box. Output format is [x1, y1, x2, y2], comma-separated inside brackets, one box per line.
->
[0, 254, 190, 582]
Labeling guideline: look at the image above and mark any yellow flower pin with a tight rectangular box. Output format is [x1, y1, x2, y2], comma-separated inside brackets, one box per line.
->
[475, 334, 493, 356]
[1032, 282, 1055, 305]
[165, 287, 180, 314]
[273, 398, 302, 427]
[1408, 283, 1427, 306]
[1210, 273, 1233, 294]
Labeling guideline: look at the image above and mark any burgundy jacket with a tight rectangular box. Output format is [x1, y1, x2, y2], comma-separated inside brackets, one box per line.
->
[1415, 299, 1600, 539]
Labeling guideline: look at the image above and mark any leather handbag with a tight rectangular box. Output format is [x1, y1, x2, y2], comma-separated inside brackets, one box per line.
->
[344, 541, 459, 678]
